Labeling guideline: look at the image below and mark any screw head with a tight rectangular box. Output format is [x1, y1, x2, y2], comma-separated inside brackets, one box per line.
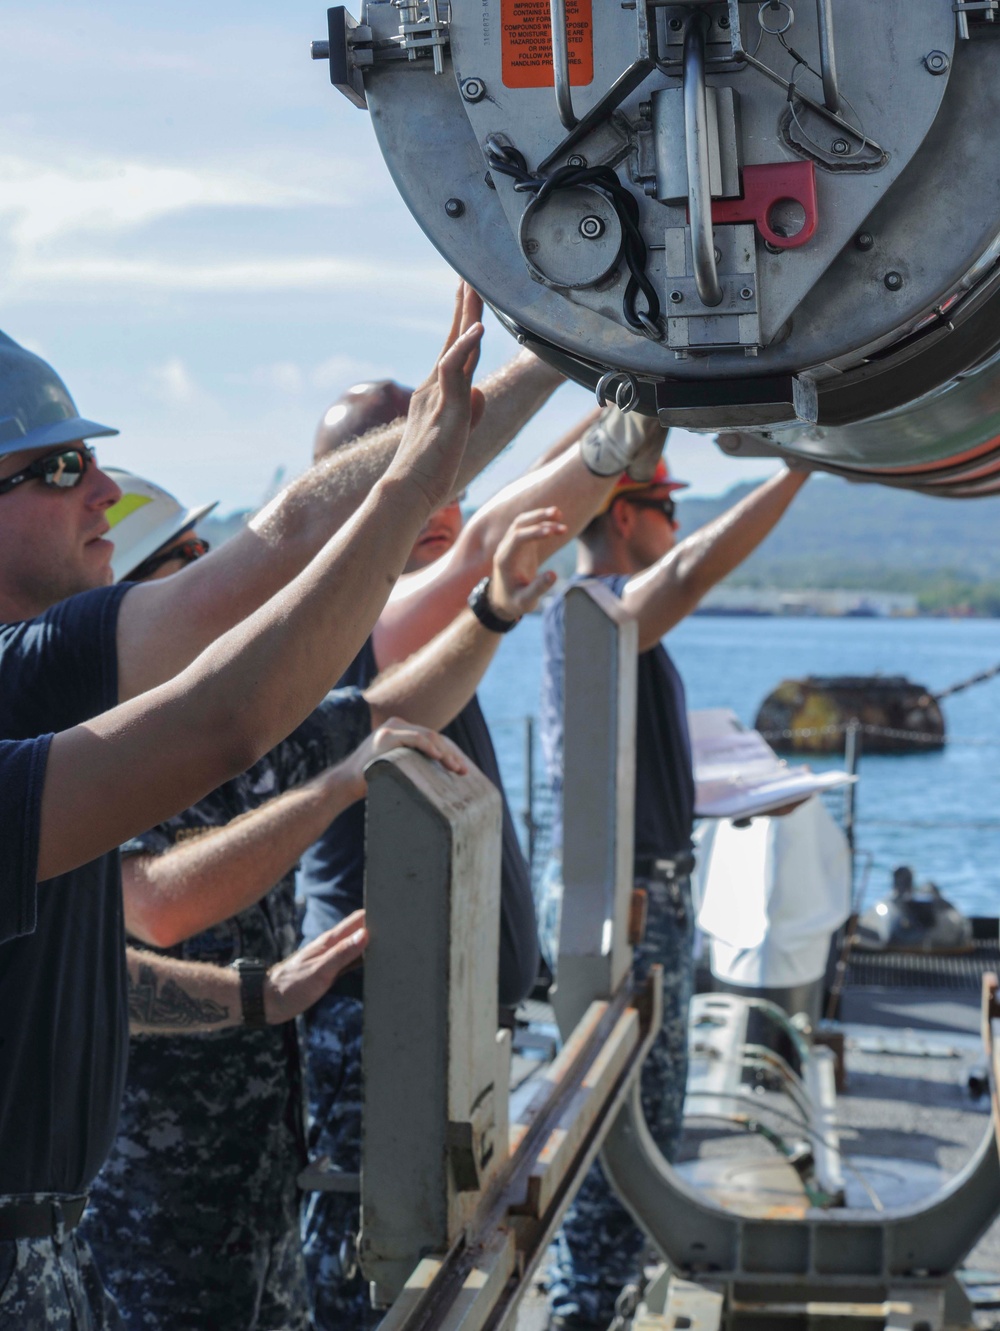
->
[669, 289, 684, 304]
[461, 77, 486, 102]
[855, 231, 874, 251]
[566, 153, 587, 167]
[884, 270, 903, 291]
[719, 13, 730, 27]
[740, 287, 754, 300]
[923, 49, 949, 75]
[832, 138, 850, 155]
[668, 16, 683, 30]
[444, 197, 465, 218]
[579, 215, 605, 240]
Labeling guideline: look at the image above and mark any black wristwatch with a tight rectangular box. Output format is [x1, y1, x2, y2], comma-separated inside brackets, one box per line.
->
[230, 957, 270, 1028]
[468, 576, 520, 634]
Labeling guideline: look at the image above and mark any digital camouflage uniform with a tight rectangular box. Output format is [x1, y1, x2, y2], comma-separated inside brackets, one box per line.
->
[301, 992, 376, 1330]
[536, 863, 694, 1326]
[0, 1209, 123, 1331]
[81, 692, 371, 1331]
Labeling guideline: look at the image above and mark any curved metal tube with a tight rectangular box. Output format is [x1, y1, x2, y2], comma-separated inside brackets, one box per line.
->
[816, 0, 842, 113]
[549, 0, 578, 130]
[683, 14, 723, 307]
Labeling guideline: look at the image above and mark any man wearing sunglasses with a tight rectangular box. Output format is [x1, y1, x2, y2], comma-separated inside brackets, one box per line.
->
[0, 292, 536, 1329]
[536, 458, 809, 1331]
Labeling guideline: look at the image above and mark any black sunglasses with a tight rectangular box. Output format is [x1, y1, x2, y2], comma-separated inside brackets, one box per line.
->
[626, 495, 677, 522]
[129, 536, 211, 582]
[0, 444, 96, 497]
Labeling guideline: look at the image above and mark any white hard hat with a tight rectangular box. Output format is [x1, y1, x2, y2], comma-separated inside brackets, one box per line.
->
[104, 468, 217, 582]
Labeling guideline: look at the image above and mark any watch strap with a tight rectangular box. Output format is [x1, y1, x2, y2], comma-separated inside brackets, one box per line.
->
[231, 958, 269, 1028]
[468, 577, 519, 634]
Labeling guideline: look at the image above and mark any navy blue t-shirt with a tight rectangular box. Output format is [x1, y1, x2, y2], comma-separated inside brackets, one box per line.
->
[541, 574, 695, 864]
[299, 636, 540, 1007]
[0, 734, 52, 946]
[0, 583, 132, 1196]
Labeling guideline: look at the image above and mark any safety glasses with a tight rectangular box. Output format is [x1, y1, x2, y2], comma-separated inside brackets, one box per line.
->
[128, 536, 211, 582]
[627, 495, 677, 523]
[0, 444, 96, 497]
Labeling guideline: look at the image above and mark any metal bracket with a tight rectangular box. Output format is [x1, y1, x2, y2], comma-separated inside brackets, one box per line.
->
[311, 7, 372, 109]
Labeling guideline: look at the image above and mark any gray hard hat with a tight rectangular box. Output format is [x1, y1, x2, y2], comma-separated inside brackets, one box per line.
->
[0, 331, 118, 460]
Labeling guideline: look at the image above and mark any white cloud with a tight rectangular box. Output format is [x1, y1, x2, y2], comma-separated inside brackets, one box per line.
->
[147, 357, 205, 406]
[0, 155, 328, 247]
[5, 253, 452, 297]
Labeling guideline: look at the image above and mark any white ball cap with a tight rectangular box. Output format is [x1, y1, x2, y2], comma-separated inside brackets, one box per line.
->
[104, 467, 218, 582]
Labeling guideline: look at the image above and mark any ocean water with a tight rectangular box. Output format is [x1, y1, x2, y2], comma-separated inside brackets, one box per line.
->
[478, 612, 1000, 919]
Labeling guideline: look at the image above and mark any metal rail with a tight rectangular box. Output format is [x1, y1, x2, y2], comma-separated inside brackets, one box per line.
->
[683, 12, 723, 308]
[816, 0, 841, 112]
[549, 0, 578, 130]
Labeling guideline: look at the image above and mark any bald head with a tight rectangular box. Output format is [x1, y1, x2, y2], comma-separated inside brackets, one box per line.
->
[313, 380, 413, 461]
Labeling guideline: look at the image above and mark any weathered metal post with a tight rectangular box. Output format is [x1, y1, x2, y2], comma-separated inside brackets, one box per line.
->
[553, 581, 638, 1034]
[359, 747, 508, 1307]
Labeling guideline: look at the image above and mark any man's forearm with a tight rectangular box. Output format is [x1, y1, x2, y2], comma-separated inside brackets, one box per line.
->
[366, 609, 499, 732]
[127, 949, 242, 1035]
[624, 469, 808, 649]
[124, 773, 353, 950]
[375, 417, 609, 667]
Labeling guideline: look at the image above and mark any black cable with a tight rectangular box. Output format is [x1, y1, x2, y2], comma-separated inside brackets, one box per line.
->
[486, 140, 662, 338]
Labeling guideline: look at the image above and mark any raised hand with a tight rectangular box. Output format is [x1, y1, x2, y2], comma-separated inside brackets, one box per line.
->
[388, 282, 486, 511]
[324, 715, 469, 806]
[488, 506, 566, 623]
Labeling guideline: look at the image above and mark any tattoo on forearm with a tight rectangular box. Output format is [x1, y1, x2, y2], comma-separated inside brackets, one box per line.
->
[128, 962, 230, 1029]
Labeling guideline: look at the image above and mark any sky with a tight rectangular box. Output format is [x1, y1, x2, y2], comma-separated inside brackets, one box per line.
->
[0, 2, 782, 515]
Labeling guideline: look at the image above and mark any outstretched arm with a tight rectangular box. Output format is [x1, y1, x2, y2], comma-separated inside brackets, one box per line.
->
[373, 410, 649, 666]
[366, 506, 563, 730]
[37, 307, 484, 882]
[116, 287, 560, 701]
[127, 911, 368, 1034]
[124, 722, 468, 948]
[622, 468, 808, 651]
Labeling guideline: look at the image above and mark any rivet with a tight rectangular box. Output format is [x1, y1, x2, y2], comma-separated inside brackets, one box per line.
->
[669, 290, 684, 304]
[884, 270, 903, 291]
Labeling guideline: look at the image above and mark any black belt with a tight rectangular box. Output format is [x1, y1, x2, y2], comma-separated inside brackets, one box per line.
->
[0, 1195, 87, 1242]
[635, 851, 695, 881]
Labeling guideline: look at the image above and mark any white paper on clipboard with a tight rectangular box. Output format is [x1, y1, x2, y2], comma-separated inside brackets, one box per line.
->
[689, 708, 856, 820]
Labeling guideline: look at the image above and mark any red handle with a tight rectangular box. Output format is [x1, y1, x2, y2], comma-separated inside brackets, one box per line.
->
[710, 160, 818, 249]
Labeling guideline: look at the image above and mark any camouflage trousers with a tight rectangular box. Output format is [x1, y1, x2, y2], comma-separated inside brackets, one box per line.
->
[302, 991, 379, 1331]
[535, 861, 695, 1327]
[0, 1196, 123, 1331]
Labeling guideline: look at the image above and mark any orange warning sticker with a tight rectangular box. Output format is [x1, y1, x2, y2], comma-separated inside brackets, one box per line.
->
[501, 0, 594, 89]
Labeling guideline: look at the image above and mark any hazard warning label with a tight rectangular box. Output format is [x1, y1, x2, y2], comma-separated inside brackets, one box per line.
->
[500, 0, 593, 89]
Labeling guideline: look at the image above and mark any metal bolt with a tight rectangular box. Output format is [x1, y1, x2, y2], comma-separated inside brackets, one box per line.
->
[484, 170, 495, 190]
[855, 231, 874, 251]
[567, 153, 587, 167]
[884, 270, 903, 291]
[832, 138, 850, 155]
[923, 49, 949, 75]
[714, 246, 722, 263]
[310, 40, 330, 59]
[719, 13, 730, 27]
[669, 16, 683, 30]
[523, 238, 540, 255]
[669, 290, 684, 304]
[444, 198, 465, 218]
[764, 241, 782, 255]
[638, 101, 652, 120]
[461, 77, 486, 102]
[579, 215, 605, 240]
[740, 287, 754, 300]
